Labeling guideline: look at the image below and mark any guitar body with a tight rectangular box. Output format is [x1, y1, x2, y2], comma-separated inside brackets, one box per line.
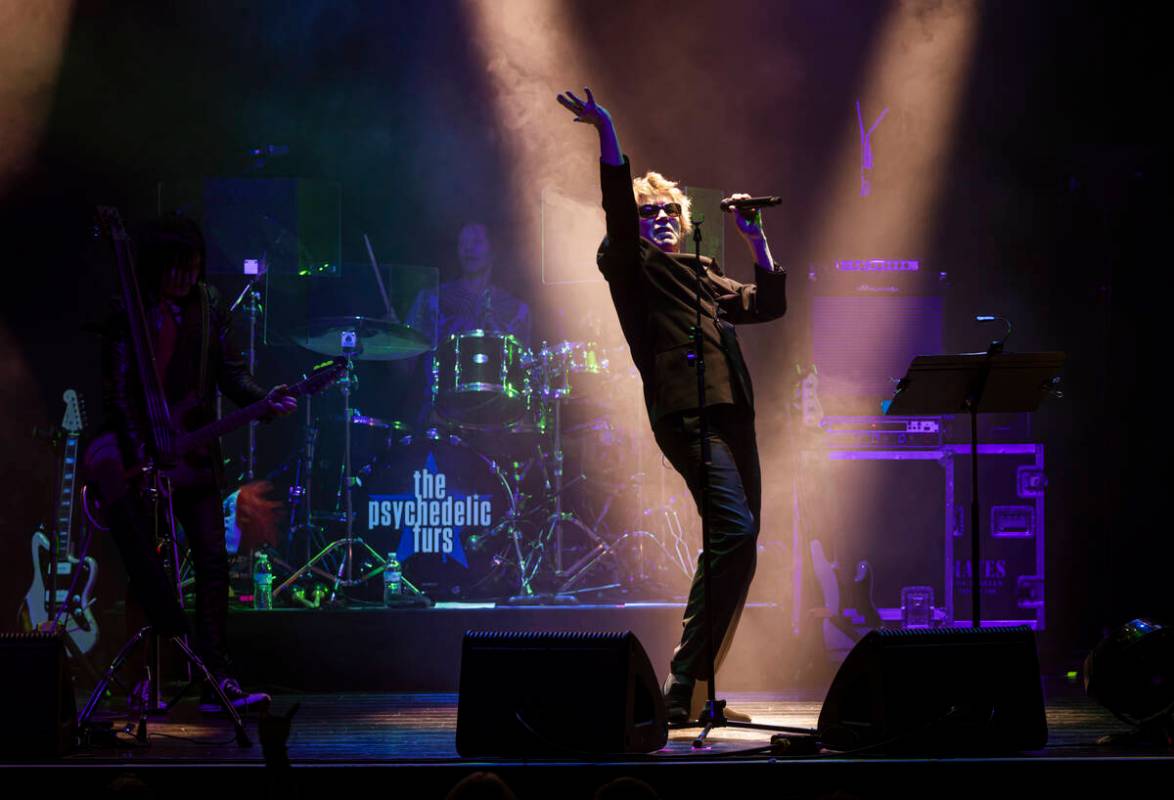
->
[810, 538, 882, 659]
[82, 358, 346, 530]
[19, 389, 101, 655]
[20, 528, 100, 654]
[18, 529, 49, 630]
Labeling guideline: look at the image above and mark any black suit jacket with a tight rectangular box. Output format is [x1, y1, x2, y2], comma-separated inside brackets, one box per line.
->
[596, 157, 788, 425]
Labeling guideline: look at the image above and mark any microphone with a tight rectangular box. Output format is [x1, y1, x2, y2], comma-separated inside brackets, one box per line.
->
[720, 195, 781, 212]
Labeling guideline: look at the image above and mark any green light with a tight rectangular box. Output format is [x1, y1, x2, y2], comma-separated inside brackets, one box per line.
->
[1066, 670, 1079, 681]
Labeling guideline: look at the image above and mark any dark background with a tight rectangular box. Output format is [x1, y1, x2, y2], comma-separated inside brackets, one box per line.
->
[0, 0, 1167, 677]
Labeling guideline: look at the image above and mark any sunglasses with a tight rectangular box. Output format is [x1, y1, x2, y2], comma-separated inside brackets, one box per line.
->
[637, 202, 682, 219]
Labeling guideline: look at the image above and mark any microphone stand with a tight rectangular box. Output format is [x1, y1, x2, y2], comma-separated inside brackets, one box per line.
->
[229, 273, 265, 480]
[963, 315, 1011, 627]
[680, 219, 805, 747]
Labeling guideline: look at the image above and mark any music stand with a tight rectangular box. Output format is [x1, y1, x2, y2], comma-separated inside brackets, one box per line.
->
[886, 352, 1065, 627]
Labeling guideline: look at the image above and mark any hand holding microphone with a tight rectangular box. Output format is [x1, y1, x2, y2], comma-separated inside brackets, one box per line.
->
[721, 192, 779, 241]
[721, 193, 780, 269]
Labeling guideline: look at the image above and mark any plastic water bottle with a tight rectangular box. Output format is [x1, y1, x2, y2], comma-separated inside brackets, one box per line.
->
[383, 555, 401, 605]
[253, 551, 273, 610]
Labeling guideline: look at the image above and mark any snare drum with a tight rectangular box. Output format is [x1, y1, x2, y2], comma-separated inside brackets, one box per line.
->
[433, 330, 530, 425]
[355, 429, 520, 602]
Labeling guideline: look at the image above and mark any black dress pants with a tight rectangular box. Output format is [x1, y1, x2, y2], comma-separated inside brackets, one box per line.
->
[653, 402, 761, 681]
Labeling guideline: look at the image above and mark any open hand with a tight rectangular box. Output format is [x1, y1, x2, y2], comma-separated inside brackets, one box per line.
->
[556, 87, 611, 129]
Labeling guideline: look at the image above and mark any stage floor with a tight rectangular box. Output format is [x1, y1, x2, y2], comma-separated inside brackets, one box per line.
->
[7, 690, 1167, 798]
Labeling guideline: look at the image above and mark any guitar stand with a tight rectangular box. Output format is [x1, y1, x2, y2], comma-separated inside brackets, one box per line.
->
[77, 624, 251, 747]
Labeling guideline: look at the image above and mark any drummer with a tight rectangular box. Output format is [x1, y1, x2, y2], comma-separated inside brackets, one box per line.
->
[405, 221, 531, 344]
[399, 221, 531, 427]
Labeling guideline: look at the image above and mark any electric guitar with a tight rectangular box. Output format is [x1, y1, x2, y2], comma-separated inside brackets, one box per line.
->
[82, 356, 347, 528]
[20, 389, 100, 654]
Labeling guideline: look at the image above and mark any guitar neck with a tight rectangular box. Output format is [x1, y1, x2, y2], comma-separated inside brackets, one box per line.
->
[176, 380, 312, 455]
[55, 434, 80, 561]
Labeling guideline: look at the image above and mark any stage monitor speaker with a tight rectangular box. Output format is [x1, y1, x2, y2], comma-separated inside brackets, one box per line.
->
[816, 626, 1047, 754]
[0, 632, 77, 758]
[455, 631, 667, 757]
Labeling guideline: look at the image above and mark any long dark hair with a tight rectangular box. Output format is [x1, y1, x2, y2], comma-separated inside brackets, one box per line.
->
[133, 215, 207, 299]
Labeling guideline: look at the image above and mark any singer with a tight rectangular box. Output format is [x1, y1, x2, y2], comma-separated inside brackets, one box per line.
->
[557, 88, 788, 723]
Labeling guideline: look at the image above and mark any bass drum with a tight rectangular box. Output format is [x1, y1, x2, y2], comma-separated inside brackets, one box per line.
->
[354, 429, 521, 603]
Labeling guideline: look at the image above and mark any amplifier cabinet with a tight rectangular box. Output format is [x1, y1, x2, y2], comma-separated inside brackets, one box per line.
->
[800, 444, 1045, 629]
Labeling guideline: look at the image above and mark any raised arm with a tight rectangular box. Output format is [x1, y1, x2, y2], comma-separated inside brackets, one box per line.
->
[556, 87, 622, 166]
[556, 87, 639, 281]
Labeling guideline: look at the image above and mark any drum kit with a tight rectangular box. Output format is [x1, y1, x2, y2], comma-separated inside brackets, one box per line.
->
[268, 316, 695, 606]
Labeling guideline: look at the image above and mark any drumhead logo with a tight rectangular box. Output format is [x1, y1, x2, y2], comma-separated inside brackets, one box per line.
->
[367, 453, 493, 567]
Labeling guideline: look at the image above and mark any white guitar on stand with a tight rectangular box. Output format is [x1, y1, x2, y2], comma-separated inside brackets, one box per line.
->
[19, 389, 100, 655]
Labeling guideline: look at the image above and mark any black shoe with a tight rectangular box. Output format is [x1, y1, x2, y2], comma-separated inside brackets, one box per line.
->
[199, 675, 271, 715]
[663, 674, 694, 725]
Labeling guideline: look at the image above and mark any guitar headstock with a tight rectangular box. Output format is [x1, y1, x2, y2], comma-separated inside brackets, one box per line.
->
[62, 389, 86, 434]
[297, 357, 348, 397]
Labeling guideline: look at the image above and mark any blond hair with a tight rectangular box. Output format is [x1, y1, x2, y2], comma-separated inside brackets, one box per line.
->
[632, 171, 692, 234]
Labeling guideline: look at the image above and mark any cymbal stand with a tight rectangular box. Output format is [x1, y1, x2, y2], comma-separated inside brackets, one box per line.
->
[282, 395, 318, 565]
[274, 339, 383, 599]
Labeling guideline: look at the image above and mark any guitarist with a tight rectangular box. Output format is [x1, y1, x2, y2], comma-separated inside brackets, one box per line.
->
[100, 215, 296, 712]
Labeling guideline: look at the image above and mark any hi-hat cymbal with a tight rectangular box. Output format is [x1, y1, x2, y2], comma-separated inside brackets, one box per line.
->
[292, 315, 431, 360]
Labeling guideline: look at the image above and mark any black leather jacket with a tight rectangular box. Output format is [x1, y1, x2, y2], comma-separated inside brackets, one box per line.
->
[102, 283, 268, 488]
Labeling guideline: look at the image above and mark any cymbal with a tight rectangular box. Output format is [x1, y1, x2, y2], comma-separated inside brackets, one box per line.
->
[292, 315, 431, 360]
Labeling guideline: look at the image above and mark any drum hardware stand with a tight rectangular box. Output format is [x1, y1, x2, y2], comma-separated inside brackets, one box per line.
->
[503, 392, 616, 603]
[274, 337, 381, 598]
[553, 479, 621, 595]
[552, 471, 687, 597]
[657, 502, 696, 578]
[283, 395, 319, 564]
